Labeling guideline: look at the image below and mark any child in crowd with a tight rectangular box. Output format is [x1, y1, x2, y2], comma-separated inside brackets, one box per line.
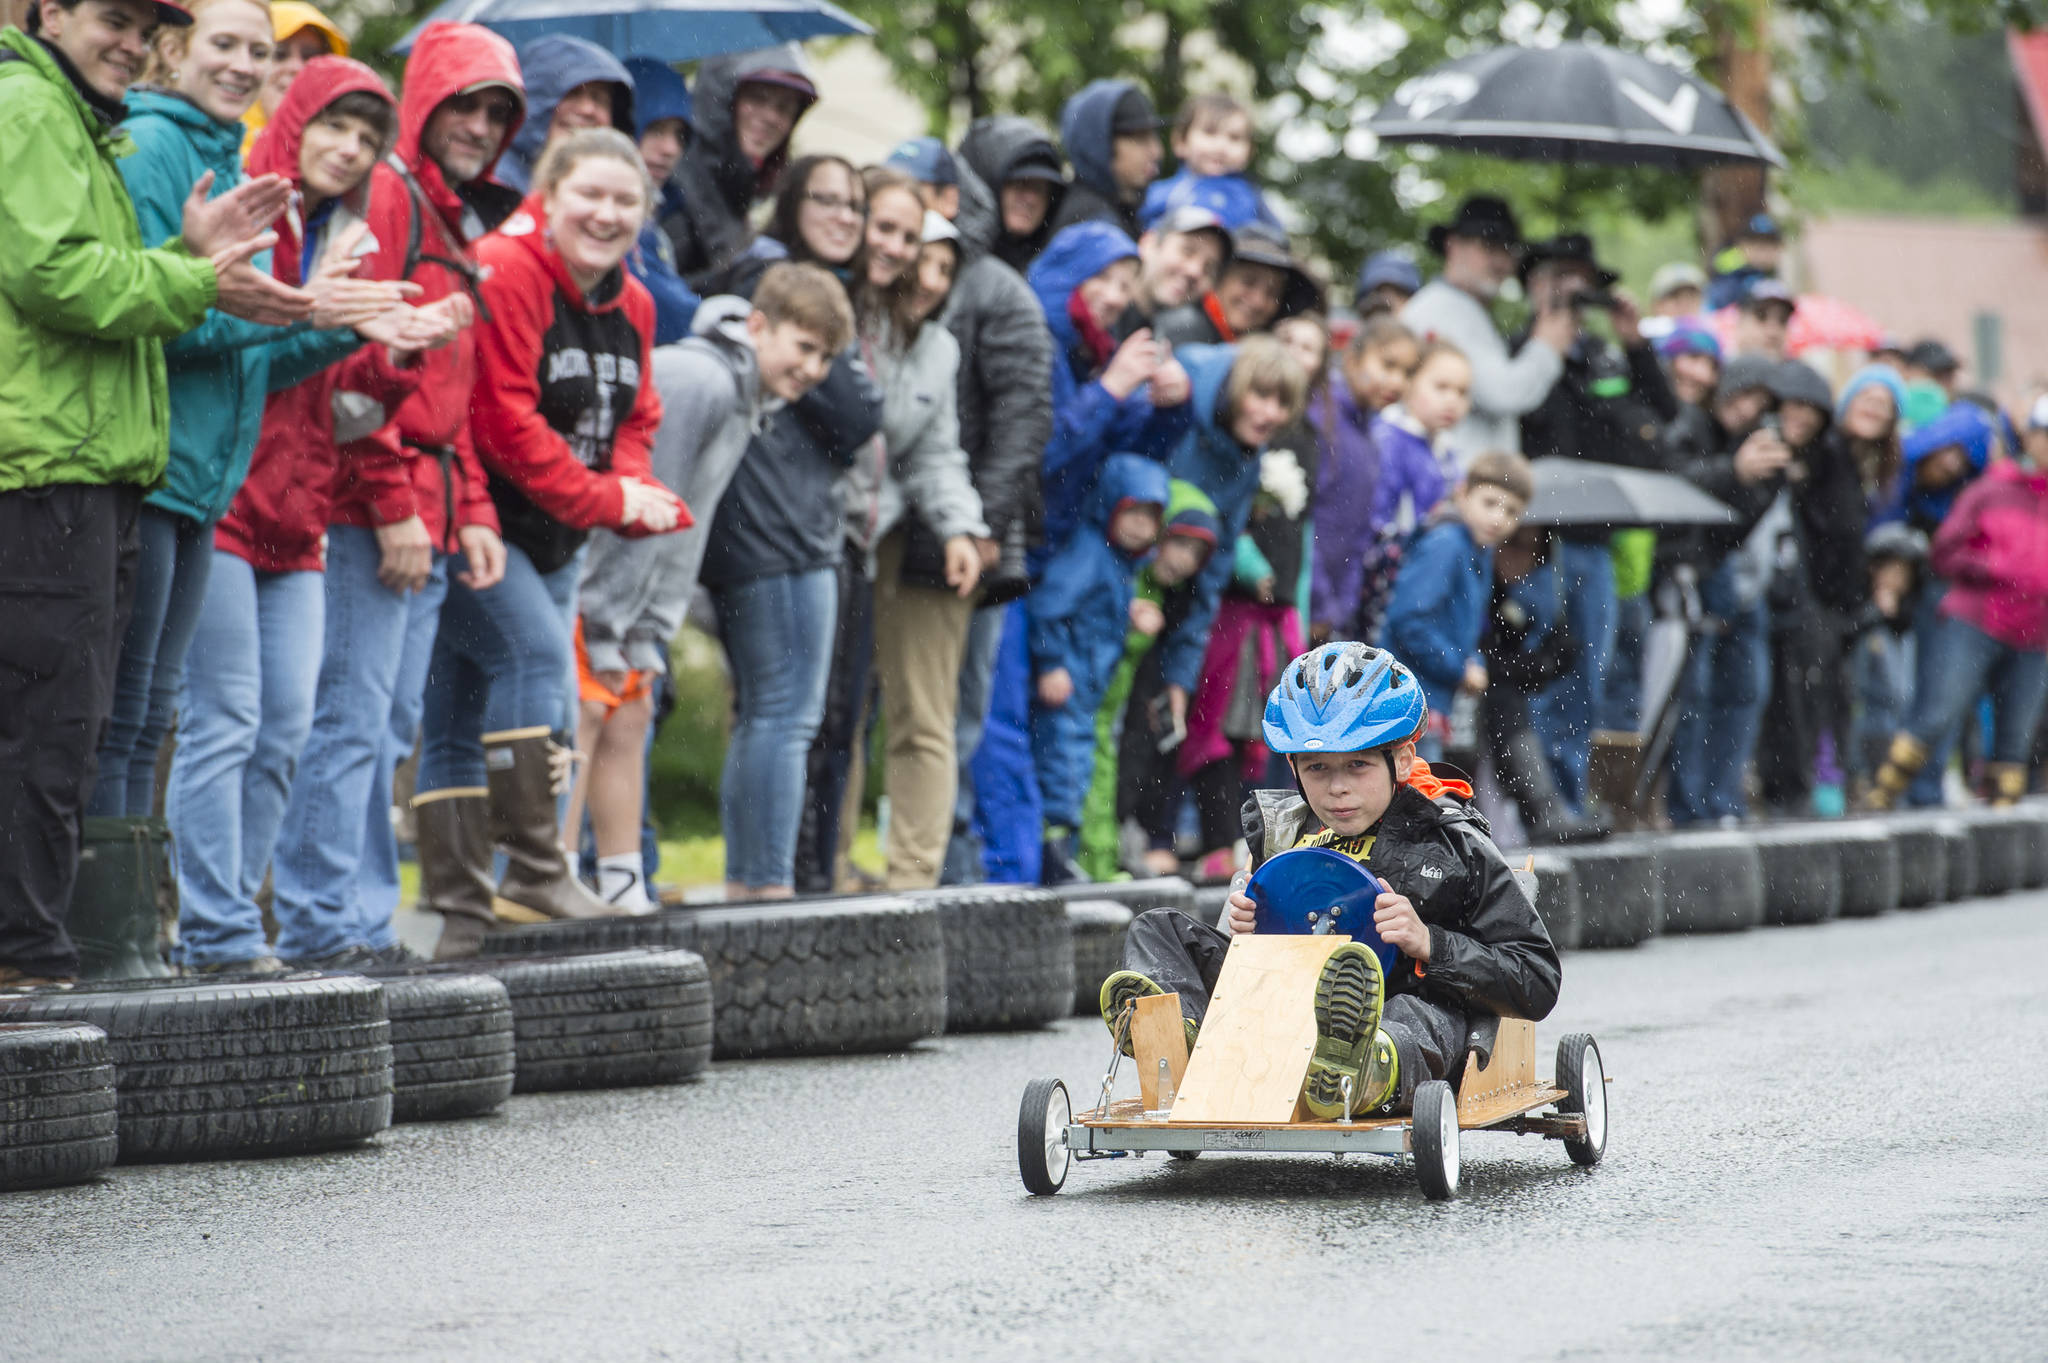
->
[1851, 524, 1925, 796]
[1382, 451, 1534, 760]
[1879, 402, 1995, 534]
[1310, 317, 1419, 644]
[1100, 641, 1560, 1117]
[1139, 92, 1283, 232]
[569, 263, 853, 910]
[1657, 325, 1723, 411]
[1370, 340, 1473, 539]
[1030, 455, 1171, 881]
[1078, 482, 1222, 879]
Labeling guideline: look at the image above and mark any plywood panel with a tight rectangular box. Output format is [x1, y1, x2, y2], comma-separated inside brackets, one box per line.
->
[1170, 935, 1349, 1124]
[1132, 992, 1189, 1110]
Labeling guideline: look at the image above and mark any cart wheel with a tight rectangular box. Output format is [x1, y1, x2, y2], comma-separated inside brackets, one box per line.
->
[1411, 1079, 1460, 1200]
[1018, 1077, 1073, 1195]
[1168, 1149, 1200, 1162]
[1554, 1033, 1607, 1167]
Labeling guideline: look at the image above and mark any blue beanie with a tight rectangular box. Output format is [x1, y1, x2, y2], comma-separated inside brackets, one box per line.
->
[1836, 364, 1908, 424]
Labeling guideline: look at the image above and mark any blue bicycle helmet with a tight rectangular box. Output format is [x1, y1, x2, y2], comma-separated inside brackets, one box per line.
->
[1262, 642, 1428, 755]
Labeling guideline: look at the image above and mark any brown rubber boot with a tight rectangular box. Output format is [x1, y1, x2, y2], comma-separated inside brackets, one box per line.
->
[1987, 762, 2028, 807]
[1863, 733, 1927, 811]
[413, 788, 497, 960]
[483, 727, 623, 922]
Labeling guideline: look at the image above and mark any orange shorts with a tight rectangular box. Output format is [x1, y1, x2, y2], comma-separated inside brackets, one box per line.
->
[574, 618, 653, 714]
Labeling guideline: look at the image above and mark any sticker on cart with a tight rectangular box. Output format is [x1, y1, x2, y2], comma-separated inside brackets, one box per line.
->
[1203, 1131, 1269, 1150]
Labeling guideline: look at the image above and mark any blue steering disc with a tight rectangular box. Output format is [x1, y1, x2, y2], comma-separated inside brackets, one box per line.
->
[1244, 847, 1399, 976]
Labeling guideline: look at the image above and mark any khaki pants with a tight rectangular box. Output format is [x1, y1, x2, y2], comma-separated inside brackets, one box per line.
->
[836, 530, 976, 890]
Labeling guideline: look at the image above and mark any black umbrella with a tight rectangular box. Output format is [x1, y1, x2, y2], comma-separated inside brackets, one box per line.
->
[1367, 42, 1786, 170]
[1522, 459, 1736, 530]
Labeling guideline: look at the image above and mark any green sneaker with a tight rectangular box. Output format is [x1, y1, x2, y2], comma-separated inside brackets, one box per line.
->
[1357, 1028, 1400, 1112]
[1301, 944, 1386, 1119]
[1098, 970, 1199, 1057]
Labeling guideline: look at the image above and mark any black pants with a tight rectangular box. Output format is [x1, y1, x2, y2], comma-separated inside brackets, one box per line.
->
[0, 483, 143, 975]
[794, 550, 874, 894]
[1121, 908, 1468, 1105]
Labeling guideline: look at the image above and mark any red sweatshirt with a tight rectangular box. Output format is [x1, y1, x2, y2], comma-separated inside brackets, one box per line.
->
[468, 196, 680, 574]
[327, 22, 525, 551]
[1932, 459, 2048, 650]
[215, 58, 419, 573]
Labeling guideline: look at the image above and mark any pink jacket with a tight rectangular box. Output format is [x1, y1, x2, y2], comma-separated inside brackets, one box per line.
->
[1932, 460, 2048, 650]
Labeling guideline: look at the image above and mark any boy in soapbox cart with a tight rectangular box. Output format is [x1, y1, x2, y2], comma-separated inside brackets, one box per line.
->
[1100, 641, 1561, 1119]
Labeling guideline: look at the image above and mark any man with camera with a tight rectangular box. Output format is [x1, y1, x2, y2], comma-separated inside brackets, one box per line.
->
[1514, 234, 1679, 811]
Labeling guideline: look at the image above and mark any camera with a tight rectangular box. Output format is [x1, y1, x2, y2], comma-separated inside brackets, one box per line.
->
[1570, 290, 1617, 311]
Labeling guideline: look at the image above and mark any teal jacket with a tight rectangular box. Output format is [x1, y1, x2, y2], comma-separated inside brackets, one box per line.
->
[117, 88, 360, 523]
[0, 29, 217, 492]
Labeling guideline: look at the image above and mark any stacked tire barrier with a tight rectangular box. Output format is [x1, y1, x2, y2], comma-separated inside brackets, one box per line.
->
[0, 1022, 119, 1191]
[373, 972, 516, 1123]
[1064, 901, 1133, 1016]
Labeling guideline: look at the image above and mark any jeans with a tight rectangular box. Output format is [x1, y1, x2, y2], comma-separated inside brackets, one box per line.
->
[1599, 592, 1651, 733]
[1667, 560, 1771, 825]
[942, 602, 1007, 884]
[0, 484, 141, 976]
[419, 542, 583, 794]
[167, 555, 325, 967]
[1904, 613, 2048, 772]
[272, 528, 448, 959]
[713, 567, 836, 888]
[1528, 538, 1617, 810]
[1905, 580, 1951, 807]
[90, 505, 213, 815]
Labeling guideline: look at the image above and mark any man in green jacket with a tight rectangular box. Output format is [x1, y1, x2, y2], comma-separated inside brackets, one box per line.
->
[0, 0, 312, 988]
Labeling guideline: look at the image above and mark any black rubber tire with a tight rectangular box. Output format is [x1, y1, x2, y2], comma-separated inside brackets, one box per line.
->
[1558, 841, 1662, 949]
[1525, 851, 1583, 951]
[1748, 827, 1844, 926]
[1554, 1033, 1607, 1167]
[1066, 900, 1134, 1016]
[484, 897, 946, 1059]
[1959, 809, 2026, 897]
[0, 1022, 119, 1191]
[1044, 876, 1193, 914]
[1653, 831, 1765, 934]
[2009, 804, 2048, 888]
[1886, 817, 1949, 909]
[464, 951, 710, 1092]
[0, 974, 391, 1163]
[1411, 1079, 1459, 1201]
[1167, 1148, 1201, 1161]
[1831, 822, 1903, 918]
[1895, 814, 1978, 902]
[918, 886, 1075, 1032]
[1017, 1077, 1071, 1195]
[367, 973, 515, 1123]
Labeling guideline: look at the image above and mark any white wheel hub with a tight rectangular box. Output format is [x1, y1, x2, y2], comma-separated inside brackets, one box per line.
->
[1580, 1046, 1606, 1150]
[1439, 1088, 1460, 1188]
[1043, 1084, 1071, 1184]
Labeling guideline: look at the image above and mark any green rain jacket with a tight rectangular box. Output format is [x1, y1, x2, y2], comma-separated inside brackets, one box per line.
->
[0, 28, 217, 493]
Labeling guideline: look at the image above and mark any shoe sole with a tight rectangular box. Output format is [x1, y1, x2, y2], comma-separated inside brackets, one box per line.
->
[1098, 971, 1162, 1056]
[1302, 946, 1385, 1119]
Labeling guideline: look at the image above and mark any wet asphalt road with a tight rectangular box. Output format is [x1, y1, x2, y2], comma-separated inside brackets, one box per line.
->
[5, 893, 2046, 1363]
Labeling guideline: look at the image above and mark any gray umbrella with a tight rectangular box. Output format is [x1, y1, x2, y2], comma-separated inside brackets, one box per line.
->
[1522, 459, 1737, 530]
[1367, 42, 1785, 170]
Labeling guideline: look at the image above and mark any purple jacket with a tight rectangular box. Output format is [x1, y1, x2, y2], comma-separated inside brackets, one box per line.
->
[1308, 377, 1382, 628]
[1369, 407, 1457, 535]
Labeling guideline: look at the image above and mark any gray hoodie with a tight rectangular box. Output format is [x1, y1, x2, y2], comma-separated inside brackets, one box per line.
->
[578, 296, 772, 673]
[836, 318, 987, 573]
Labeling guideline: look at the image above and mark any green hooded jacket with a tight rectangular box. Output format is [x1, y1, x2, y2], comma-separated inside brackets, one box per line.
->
[0, 27, 217, 494]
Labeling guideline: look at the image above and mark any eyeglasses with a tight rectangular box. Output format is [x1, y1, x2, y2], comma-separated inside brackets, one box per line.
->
[444, 91, 520, 127]
[803, 192, 864, 217]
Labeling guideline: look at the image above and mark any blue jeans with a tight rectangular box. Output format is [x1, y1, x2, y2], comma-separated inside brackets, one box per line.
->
[419, 542, 582, 794]
[1528, 538, 1616, 810]
[1667, 560, 1771, 825]
[167, 555, 324, 966]
[1599, 592, 1651, 733]
[942, 603, 1007, 884]
[1905, 613, 2048, 773]
[90, 506, 213, 815]
[713, 568, 836, 888]
[272, 528, 448, 959]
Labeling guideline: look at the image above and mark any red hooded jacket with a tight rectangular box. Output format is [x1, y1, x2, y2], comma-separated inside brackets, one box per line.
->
[214, 57, 419, 573]
[468, 194, 679, 574]
[1931, 458, 2048, 650]
[327, 22, 525, 551]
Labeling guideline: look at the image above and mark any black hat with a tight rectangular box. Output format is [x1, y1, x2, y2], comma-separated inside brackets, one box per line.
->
[1517, 233, 1618, 288]
[1426, 195, 1523, 255]
[1225, 223, 1325, 322]
[1907, 339, 1960, 375]
[1111, 88, 1164, 136]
